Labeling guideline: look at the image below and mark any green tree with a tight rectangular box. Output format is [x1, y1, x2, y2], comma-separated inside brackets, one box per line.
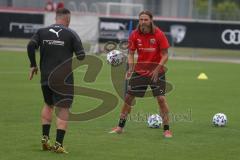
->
[194, 0, 208, 18]
[194, 0, 240, 20]
[213, 0, 240, 20]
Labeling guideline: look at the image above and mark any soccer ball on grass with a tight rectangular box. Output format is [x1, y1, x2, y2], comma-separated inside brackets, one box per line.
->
[147, 114, 162, 128]
[212, 113, 227, 127]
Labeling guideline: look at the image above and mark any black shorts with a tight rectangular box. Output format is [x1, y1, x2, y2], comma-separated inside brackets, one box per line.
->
[41, 85, 73, 108]
[127, 72, 166, 97]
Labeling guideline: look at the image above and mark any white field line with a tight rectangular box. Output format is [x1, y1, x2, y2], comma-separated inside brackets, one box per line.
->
[170, 56, 240, 64]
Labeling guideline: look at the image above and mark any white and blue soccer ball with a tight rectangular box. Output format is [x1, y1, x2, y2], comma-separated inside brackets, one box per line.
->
[147, 114, 163, 128]
[106, 50, 124, 66]
[212, 113, 227, 127]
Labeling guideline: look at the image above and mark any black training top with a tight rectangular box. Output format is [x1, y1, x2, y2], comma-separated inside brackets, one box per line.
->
[27, 24, 85, 85]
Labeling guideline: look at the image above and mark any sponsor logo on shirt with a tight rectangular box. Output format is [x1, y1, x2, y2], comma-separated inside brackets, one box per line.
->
[137, 39, 143, 46]
[137, 39, 142, 43]
[49, 28, 62, 38]
[139, 48, 156, 52]
[43, 40, 64, 46]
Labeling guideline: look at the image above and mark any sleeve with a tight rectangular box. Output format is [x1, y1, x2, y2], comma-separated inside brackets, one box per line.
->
[158, 31, 170, 49]
[72, 31, 85, 61]
[27, 31, 40, 67]
[128, 32, 136, 52]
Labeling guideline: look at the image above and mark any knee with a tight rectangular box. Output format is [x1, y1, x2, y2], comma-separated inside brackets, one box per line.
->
[124, 94, 135, 106]
[41, 105, 53, 118]
[41, 112, 52, 122]
[55, 108, 69, 121]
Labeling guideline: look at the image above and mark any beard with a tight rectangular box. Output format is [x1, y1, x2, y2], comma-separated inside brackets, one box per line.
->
[140, 23, 151, 33]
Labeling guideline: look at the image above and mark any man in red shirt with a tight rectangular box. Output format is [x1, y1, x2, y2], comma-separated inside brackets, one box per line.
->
[110, 10, 172, 138]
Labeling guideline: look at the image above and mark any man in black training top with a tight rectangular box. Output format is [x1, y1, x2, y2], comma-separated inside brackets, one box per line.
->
[27, 8, 85, 153]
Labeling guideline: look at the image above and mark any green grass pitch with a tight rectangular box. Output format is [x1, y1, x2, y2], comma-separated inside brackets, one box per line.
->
[0, 50, 240, 160]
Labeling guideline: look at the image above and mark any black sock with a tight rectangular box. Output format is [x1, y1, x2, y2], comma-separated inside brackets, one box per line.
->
[56, 129, 66, 146]
[164, 125, 170, 131]
[118, 118, 126, 128]
[42, 124, 51, 137]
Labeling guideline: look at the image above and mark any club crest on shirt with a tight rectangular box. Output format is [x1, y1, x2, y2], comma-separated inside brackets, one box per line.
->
[150, 38, 156, 45]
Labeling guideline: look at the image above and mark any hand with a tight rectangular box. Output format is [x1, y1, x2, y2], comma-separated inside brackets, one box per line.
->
[151, 67, 159, 83]
[151, 65, 163, 82]
[29, 67, 38, 80]
[125, 69, 133, 80]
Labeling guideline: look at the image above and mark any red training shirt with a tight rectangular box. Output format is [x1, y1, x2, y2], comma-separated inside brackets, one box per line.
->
[128, 27, 169, 76]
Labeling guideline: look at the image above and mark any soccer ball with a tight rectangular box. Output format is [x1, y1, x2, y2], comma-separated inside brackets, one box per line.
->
[106, 50, 124, 66]
[147, 114, 163, 128]
[212, 113, 227, 127]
